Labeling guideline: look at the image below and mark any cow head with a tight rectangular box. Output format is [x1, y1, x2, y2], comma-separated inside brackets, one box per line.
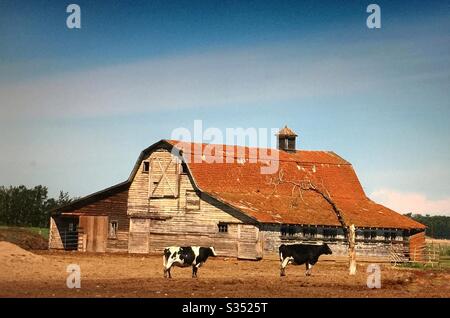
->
[322, 243, 333, 255]
[209, 246, 218, 257]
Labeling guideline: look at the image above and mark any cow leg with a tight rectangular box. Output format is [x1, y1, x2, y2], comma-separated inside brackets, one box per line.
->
[305, 263, 313, 276]
[192, 262, 203, 278]
[164, 260, 175, 278]
[280, 257, 291, 277]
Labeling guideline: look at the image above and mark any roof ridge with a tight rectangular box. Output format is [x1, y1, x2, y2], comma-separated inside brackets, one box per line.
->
[167, 140, 351, 165]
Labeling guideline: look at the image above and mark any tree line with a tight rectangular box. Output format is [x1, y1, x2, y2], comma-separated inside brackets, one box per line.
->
[405, 213, 450, 239]
[1, 185, 449, 237]
[0, 185, 76, 228]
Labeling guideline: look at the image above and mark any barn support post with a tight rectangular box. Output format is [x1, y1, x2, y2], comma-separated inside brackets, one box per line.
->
[349, 224, 356, 275]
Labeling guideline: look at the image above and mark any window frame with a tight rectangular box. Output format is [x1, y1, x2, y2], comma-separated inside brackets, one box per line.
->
[218, 223, 228, 233]
[142, 161, 150, 173]
[185, 190, 201, 211]
[109, 220, 118, 239]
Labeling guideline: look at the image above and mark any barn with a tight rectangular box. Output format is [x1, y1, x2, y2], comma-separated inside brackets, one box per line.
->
[49, 127, 426, 261]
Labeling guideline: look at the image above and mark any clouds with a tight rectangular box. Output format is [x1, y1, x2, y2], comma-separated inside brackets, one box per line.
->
[1, 8, 449, 122]
[2, 34, 445, 121]
[0, 47, 351, 119]
[0, 11, 448, 200]
[370, 188, 450, 216]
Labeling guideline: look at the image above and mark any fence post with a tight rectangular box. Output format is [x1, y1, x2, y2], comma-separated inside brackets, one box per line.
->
[349, 224, 356, 275]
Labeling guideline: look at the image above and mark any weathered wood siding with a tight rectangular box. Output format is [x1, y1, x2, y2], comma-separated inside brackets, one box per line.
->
[51, 188, 129, 253]
[49, 217, 65, 250]
[79, 216, 108, 252]
[260, 224, 408, 260]
[237, 224, 263, 260]
[127, 148, 259, 258]
[409, 231, 426, 262]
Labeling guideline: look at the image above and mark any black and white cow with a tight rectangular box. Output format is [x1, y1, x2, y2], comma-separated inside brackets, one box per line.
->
[279, 243, 332, 277]
[163, 246, 217, 278]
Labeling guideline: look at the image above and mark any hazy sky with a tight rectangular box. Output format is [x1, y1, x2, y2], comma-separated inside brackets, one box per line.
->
[0, 0, 449, 215]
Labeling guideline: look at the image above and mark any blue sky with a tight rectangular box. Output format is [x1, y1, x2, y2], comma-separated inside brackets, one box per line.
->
[0, 0, 449, 215]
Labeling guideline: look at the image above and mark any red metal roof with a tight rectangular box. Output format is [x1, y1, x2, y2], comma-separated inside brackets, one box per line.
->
[168, 140, 425, 230]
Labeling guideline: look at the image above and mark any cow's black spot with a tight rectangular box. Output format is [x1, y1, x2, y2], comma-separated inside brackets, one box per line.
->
[196, 247, 215, 264]
[179, 247, 195, 264]
[279, 243, 332, 276]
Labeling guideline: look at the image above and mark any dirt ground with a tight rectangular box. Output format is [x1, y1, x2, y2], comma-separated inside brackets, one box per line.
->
[0, 242, 449, 298]
[0, 227, 48, 250]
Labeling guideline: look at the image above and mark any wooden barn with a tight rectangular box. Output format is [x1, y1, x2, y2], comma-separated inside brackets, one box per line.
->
[49, 127, 426, 260]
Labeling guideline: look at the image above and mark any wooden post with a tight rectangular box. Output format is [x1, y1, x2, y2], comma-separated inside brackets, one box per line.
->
[349, 224, 356, 275]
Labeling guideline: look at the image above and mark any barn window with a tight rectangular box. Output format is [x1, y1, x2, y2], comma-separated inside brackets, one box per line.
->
[323, 228, 338, 239]
[218, 223, 228, 233]
[109, 221, 118, 239]
[281, 225, 296, 236]
[384, 231, 397, 241]
[143, 161, 150, 173]
[363, 230, 377, 240]
[303, 227, 317, 238]
[185, 190, 200, 210]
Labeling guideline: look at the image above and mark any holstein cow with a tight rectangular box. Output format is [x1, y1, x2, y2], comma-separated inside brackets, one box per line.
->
[279, 243, 332, 277]
[163, 246, 217, 278]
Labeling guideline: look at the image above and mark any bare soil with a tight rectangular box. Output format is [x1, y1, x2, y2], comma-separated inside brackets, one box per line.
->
[0, 244, 449, 298]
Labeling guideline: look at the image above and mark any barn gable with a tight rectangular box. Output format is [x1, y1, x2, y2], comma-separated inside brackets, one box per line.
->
[126, 144, 258, 256]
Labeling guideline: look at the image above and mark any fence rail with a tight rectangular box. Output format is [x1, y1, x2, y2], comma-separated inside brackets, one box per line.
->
[390, 243, 441, 266]
[59, 230, 79, 250]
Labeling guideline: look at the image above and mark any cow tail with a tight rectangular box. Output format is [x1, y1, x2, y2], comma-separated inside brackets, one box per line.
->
[163, 248, 169, 267]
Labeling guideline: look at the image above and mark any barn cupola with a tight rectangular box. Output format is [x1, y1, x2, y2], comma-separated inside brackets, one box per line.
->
[276, 125, 298, 152]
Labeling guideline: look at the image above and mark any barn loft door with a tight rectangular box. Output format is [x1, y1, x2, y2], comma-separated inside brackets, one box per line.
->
[148, 154, 179, 198]
[79, 216, 108, 253]
[237, 224, 263, 260]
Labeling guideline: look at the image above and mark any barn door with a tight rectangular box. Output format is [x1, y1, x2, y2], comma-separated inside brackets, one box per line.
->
[79, 216, 108, 252]
[148, 153, 179, 198]
[128, 218, 150, 254]
[237, 224, 263, 260]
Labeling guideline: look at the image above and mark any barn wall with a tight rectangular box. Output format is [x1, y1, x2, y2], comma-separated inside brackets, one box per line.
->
[49, 217, 64, 249]
[51, 188, 130, 253]
[127, 148, 258, 258]
[48, 216, 79, 250]
[261, 224, 407, 259]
